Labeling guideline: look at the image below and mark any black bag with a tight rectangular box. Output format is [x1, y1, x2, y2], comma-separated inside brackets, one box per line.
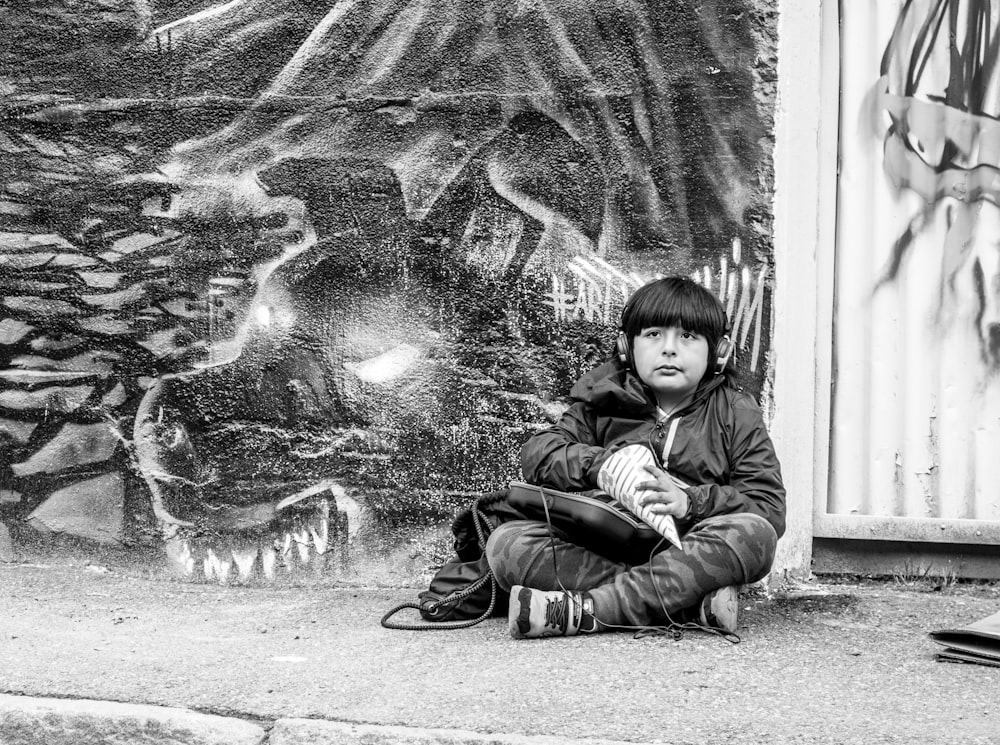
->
[380, 491, 522, 630]
[505, 480, 660, 558]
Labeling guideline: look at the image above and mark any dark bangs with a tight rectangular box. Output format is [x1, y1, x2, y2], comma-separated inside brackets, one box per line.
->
[620, 276, 727, 342]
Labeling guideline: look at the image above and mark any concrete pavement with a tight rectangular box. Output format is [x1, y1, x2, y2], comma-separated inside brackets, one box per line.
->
[1, 558, 998, 745]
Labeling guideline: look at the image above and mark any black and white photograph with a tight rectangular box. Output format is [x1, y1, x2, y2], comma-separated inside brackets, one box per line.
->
[1, 2, 998, 744]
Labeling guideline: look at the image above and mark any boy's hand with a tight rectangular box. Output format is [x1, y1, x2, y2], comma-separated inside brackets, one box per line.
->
[636, 464, 689, 518]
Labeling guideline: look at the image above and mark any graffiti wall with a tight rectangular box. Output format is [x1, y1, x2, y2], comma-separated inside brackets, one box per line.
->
[0, 0, 779, 580]
[829, 0, 1000, 530]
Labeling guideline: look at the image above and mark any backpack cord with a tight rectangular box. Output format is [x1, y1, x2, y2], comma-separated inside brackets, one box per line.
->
[380, 495, 501, 631]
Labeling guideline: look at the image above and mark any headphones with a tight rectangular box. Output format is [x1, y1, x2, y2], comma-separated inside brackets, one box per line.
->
[617, 330, 733, 376]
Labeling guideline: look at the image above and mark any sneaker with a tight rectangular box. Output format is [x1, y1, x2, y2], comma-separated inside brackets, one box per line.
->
[698, 585, 739, 634]
[508, 585, 598, 639]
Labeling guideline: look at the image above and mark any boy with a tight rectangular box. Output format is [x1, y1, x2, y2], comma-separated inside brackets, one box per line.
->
[485, 276, 785, 638]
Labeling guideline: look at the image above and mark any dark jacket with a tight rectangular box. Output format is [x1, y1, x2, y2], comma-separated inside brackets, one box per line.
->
[520, 360, 786, 538]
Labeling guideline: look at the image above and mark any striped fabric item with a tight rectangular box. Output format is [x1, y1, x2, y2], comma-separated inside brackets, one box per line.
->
[597, 444, 682, 549]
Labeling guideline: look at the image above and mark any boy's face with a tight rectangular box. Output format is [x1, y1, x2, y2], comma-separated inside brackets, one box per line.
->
[632, 325, 710, 406]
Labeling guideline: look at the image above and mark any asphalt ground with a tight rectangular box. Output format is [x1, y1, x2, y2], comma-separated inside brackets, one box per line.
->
[1, 558, 999, 745]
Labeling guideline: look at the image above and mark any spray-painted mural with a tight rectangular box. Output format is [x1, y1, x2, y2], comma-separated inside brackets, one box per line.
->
[1, 0, 778, 580]
[829, 0, 1000, 532]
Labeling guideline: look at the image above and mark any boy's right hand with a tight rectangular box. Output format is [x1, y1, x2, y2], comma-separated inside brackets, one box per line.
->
[636, 464, 689, 518]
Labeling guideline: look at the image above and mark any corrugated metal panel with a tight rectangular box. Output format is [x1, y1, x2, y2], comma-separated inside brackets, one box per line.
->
[822, 0, 1000, 544]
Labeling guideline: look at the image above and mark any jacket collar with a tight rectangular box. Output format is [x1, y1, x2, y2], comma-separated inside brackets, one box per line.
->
[570, 359, 725, 416]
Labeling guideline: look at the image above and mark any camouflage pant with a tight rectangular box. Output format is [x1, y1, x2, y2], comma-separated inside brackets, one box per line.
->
[485, 513, 777, 628]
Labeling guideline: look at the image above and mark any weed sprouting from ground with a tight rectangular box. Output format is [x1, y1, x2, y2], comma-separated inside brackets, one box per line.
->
[891, 559, 961, 592]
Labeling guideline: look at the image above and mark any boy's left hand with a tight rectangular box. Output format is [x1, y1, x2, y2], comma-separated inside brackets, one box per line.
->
[636, 464, 689, 518]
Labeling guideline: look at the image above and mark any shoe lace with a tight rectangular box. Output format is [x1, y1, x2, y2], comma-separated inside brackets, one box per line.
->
[543, 594, 573, 632]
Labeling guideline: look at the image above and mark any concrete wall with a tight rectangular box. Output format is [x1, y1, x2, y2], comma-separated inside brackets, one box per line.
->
[770, 0, 831, 582]
[0, 0, 781, 582]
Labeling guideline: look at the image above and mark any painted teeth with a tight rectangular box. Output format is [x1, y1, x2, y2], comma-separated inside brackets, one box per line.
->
[203, 548, 233, 585]
[165, 509, 342, 583]
[309, 523, 328, 555]
[261, 546, 277, 580]
[231, 547, 257, 581]
[293, 527, 310, 564]
[166, 537, 195, 576]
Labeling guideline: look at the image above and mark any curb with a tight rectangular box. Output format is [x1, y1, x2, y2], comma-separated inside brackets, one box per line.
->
[0, 694, 264, 745]
[0, 694, 648, 745]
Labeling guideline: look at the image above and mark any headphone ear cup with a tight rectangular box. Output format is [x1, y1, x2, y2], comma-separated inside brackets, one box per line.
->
[715, 335, 733, 375]
[616, 332, 631, 366]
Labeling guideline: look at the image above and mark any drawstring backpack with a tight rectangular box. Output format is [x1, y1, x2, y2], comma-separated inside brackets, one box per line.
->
[380, 491, 517, 630]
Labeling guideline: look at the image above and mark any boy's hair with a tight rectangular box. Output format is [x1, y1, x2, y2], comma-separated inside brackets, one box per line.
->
[619, 276, 731, 379]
